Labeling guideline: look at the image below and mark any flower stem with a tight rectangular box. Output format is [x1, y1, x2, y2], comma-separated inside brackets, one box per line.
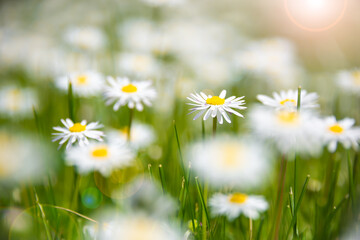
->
[127, 108, 134, 141]
[195, 177, 210, 239]
[68, 82, 74, 121]
[249, 218, 253, 240]
[213, 117, 217, 137]
[274, 155, 287, 240]
[158, 164, 166, 194]
[347, 150, 355, 208]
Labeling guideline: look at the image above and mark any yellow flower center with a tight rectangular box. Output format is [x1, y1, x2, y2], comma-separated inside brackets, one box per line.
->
[76, 75, 88, 85]
[352, 71, 360, 85]
[69, 123, 86, 132]
[328, 124, 344, 134]
[280, 98, 296, 106]
[122, 84, 138, 93]
[91, 146, 109, 158]
[206, 96, 225, 105]
[229, 193, 248, 204]
[277, 111, 299, 125]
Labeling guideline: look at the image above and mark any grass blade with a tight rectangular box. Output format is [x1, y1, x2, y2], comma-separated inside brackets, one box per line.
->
[286, 175, 310, 238]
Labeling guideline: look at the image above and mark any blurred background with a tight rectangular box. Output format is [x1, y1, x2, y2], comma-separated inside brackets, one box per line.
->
[1, 0, 360, 239]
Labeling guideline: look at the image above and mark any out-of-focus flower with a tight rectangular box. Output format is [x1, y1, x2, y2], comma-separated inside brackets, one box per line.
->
[249, 107, 322, 155]
[98, 215, 182, 240]
[189, 56, 232, 86]
[209, 192, 268, 220]
[165, 19, 232, 60]
[0, 132, 52, 185]
[107, 123, 155, 150]
[118, 53, 159, 77]
[55, 71, 105, 97]
[318, 116, 360, 152]
[115, 178, 177, 218]
[0, 85, 37, 119]
[187, 90, 246, 124]
[52, 119, 105, 150]
[65, 140, 134, 176]
[234, 38, 301, 88]
[336, 69, 360, 95]
[119, 19, 170, 54]
[140, 0, 186, 7]
[187, 136, 271, 188]
[63, 26, 106, 52]
[104, 77, 157, 111]
[257, 89, 319, 111]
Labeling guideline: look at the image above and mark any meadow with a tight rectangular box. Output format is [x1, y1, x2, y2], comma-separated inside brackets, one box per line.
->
[1, 0, 360, 239]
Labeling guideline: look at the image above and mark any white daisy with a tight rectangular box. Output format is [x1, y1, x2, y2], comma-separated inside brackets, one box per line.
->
[55, 71, 105, 97]
[119, 19, 170, 54]
[63, 26, 106, 52]
[187, 90, 246, 124]
[65, 140, 134, 176]
[187, 136, 271, 188]
[319, 116, 360, 152]
[249, 107, 322, 155]
[209, 192, 268, 220]
[118, 53, 159, 77]
[98, 215, 182, 240]
[336, 69, 360, 95]
[107, 122, 155, 149]
[0, 85, 37, 119]
[0, 132, 52, 185]
[104, 77, 157, 111]
[52, 118, 105, 150]
[233, 38, 301, 88]
[257, 89, 319, 111]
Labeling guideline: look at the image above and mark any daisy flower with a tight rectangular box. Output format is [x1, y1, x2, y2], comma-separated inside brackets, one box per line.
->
[98, 215, 182, 240]
[65, 140, 134, 176]
[336, 69, 360, 95]
[187, 136, 271, 188]
[249, 107, 322, 155]
[0, 85, 37, 119]
[107, 122, 155, 149]
[52, 118, 105, 150]
[63, 26, 106, 52]
[55, 71, 105, 97]
[187, 90, 246, 124]
[233, 38, 301, 88]
[0, 131, 52, 185]
[257, 89, 319, 111]
[209, 192, 268, 220]
[319, 116, 360, 152]
[104, 77, 157, 111]
[118, 53, 159, 77]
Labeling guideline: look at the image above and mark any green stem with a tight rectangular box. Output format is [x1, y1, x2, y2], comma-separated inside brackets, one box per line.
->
[158, 164, 166, 194]
[127, 108, 134, 141]
[68, 82, 74, 121]
[213, 117, 217, 137]
[347, 150, 355, 208]
[274, 155, 287, 240]
[293, 153, 298, 237]
[174, 120, 186, 179]
[35, 192, 52, 240]
[286, 175, 310, 238]
[148, 164, 153, 181]
[297, 85, 302, 112]
[195, 177, 210, 231]
[202, 120, 205, 140]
